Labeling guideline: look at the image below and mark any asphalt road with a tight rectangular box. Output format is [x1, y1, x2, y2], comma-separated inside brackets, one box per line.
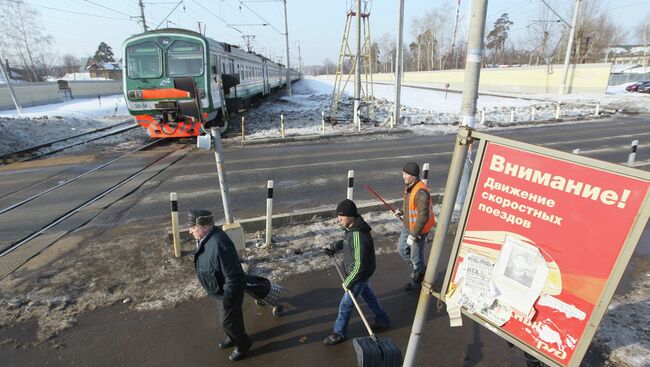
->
[2, 115, 649, 246]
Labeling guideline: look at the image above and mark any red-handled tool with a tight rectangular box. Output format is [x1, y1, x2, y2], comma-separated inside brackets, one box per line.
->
[364, 185, 399, 215]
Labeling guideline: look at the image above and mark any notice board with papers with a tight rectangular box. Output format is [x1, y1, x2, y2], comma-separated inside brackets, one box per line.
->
[442, 132, 650, 367]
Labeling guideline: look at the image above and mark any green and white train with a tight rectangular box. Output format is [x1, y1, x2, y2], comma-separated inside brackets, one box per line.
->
[122, 28, 300, 138]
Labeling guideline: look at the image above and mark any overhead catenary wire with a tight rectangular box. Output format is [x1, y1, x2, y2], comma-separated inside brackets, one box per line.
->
[3, 0, 131, 21]
[155, 0, 185, 29]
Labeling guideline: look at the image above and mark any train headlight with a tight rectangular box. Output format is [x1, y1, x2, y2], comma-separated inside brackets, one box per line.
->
[128, 90, 143, 99]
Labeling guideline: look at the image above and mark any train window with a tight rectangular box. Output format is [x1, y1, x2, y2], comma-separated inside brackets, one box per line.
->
[126, 42, 162, 79]
[167, 40, 204, 77]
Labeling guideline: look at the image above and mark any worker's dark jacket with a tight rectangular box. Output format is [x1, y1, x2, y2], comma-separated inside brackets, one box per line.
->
[330, 216, 376, 289]
[194, 226, 245, 299]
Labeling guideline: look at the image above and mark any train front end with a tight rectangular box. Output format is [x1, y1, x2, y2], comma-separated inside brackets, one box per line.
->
[122, 30, 213, 138]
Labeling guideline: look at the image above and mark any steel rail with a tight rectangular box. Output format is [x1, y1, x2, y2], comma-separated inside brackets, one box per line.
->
[0, 143, 187, 260]
[0, 139, 164, 216]
[0, 120, 136, 164]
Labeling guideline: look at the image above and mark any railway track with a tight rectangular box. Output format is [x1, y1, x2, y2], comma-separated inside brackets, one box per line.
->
[0, 139, 191, 280]
[0, 120, 138, 165]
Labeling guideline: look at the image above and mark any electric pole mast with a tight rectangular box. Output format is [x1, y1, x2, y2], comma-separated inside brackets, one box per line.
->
[0, 60, 22, 114]
[282, 0, 291, 95]
[393, 0, 405, 128]
[559, 0, 581, 95]
[138, 0, 149, 32]
[353, 0, 362, 129]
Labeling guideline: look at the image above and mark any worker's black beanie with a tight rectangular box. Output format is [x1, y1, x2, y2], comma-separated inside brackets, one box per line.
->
[403, 161, 420, 177]
[336, 199, 358, 217]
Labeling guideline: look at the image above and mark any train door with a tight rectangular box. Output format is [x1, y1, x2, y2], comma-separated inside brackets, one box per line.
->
[263, 63, 269, 95]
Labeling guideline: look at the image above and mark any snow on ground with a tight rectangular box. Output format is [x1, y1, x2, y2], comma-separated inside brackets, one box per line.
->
[0, 95, 131, 156]
[230, 77, 601, 141]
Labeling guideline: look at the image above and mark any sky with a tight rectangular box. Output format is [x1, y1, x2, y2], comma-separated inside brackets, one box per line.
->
[13, 0, 650, 66]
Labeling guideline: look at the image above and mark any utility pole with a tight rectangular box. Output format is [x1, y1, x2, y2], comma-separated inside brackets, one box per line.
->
[138, 0, 148, 32]
[393, 0, 405, 128]
[282, 0, 291, 95]
[559, 0, 581, 95]
[450, 0, 461, 70]
[0, 60, 22, 114]
[643, 24, 648, 72]
[402, 0, 489, 365]
[296, 40, 302, 74]
[353, 0, 362, 129]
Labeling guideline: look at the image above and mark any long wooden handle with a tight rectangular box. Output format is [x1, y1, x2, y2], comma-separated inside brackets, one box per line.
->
[330, 255, 377, 340]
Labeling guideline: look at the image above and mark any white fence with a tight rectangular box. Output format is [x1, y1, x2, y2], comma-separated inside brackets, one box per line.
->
[0, 81, 123, 111]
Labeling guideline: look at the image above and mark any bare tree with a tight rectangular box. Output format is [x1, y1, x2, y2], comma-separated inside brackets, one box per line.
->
[0, 0, 53, 81]
[574, 0, 626, 63]
[377, 33, 395, 73]
[62, 54, 81, 76]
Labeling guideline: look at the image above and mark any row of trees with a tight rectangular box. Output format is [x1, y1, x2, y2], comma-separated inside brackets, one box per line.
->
[309, 0, 645, 76]
[0, 0, 117, 82]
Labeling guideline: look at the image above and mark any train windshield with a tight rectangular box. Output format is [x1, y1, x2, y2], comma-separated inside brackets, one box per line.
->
[126, 42, 162, 79]
[167, 40, 204, 77]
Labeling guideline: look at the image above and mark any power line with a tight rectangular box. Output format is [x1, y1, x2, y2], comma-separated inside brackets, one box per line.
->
[606, 0, 650, 11]
[83, 0, 133, 17]
[189, 0, 243, 34]
[155, 0, 184, 29]
[3, 0, 132, 20]
[238, 1, 283, 35]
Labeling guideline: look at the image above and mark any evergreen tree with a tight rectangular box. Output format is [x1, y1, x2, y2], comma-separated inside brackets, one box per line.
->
[486, 13, 513, 65]
[93, 42, 115, 63]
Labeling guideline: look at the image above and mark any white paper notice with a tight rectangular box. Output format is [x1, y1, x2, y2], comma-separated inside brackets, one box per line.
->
[538, 295, 586, 320]
[493, 236, 549, 315]
[477, 301, 512, 326]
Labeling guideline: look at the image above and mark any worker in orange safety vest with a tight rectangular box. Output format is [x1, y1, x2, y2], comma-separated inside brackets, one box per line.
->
[394, 162, 436, 291]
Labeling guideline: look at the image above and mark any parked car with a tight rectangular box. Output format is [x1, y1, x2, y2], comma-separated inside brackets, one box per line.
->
[627, 81, 650, 92]
[638, 84, 650, 93]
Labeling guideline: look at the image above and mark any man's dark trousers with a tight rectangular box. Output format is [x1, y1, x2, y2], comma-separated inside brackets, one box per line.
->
[219, 292, 252, 349]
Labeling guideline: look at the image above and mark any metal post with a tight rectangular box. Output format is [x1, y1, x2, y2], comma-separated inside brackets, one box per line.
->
[321, 111, 325, 134]
[281, 113, 285, 138]
[556, 103, 561, 119]
[170, 192, 181, 258]
[480, 108, 485, 125]
[595, 103, 600, 116]
[450, 0, 461, 70]
[138, 0, 149, 31]
[422, 163, 430, 186]
[393, 0, 405, 129]
[241, 116, 245, 145]
[282, 0, 291, 95]
[0, 61, 22, 114]
[628, 140, 639, 166]
[403, 0, 488, 364]
[531, 106, 535, 121]
[347, 170, 354, 200]
[559, 0, 581, 95]
[510, 108, 515, 123]
[210, 127, 233, 224]
[265, 180, 273, 246]
[353, 0, 362, 129]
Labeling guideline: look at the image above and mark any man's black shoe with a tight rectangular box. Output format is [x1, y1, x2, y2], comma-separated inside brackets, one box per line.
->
[229, 347, 249, 361]
[323, 333, 347, 345]
[404, 281, 421, 292]
[218, 338, 234, 349]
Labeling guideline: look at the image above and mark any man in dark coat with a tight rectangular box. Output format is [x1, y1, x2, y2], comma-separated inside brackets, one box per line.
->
[189, 209, 252, 362]
[322, 199, 390, 345]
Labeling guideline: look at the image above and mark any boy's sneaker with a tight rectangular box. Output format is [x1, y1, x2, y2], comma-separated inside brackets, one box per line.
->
[323, 333, 347, 345]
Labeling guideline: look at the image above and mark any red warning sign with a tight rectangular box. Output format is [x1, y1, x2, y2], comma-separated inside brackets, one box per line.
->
[446, 141, 650, 366]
